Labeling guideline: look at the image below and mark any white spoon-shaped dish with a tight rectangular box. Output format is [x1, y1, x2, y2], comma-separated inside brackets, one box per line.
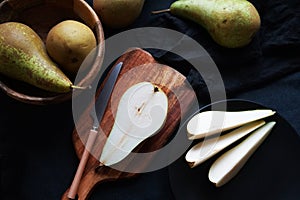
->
[186, 120, 266, 168]
[187, 110, 276, 140]
[208, 121, 276, 187]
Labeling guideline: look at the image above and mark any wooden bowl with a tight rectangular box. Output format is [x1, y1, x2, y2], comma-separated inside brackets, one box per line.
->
[0, 0, 105, 105]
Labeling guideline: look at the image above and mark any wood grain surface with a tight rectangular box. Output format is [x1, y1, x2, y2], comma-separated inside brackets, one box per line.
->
[62, 48, 197, 200]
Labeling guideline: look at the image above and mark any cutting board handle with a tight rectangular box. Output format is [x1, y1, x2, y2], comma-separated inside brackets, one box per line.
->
[62, 167, 109, 200]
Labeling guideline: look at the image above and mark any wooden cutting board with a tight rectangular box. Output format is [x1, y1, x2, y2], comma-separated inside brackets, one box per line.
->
[62, 48, 197, 200]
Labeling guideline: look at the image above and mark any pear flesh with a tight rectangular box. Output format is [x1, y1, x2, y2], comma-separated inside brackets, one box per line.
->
[100, 82, 168, 166]
[187, 109, 276, 140]
[186, 120, 265, 168]
[208, 121, 276, 187]
[169, 0, 261, 48]
[0, 22, 73, 93]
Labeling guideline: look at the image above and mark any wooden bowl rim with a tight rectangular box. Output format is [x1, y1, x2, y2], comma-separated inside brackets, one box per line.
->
[0, 0, 105, 105]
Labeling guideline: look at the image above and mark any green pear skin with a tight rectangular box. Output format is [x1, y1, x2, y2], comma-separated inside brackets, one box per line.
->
[170, 0, 261, 48]
[0, 22, 73, 93]
[93, 0, 145, 29]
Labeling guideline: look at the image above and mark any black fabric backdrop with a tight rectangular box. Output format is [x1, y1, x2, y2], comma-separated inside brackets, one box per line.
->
[0, 0, 300, 199]
[103, 0, 300, 98]
[150, 0, 300, 98]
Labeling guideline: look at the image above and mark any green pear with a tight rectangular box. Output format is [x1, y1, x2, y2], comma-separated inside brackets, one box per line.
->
[154, 0, 261, 48]
[93, 0, 145, 29]
[0, 22, 75, 93]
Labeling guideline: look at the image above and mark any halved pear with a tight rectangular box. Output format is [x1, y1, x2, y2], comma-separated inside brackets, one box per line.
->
[208, 121, 276, 187]
[100, 82, 168, 166]
[186, 120, 266, 168]
[187, 110, 276, 140]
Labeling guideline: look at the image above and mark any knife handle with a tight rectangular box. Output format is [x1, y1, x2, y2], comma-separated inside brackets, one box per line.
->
[67, 129, 98, 199]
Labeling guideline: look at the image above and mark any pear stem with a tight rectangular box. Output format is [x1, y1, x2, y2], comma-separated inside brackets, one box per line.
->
[152, 8, 171, 14]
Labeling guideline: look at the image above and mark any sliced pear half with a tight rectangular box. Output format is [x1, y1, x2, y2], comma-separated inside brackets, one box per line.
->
[187, 110, 276, 140]
[186, 120, 266, 168]
[208, 121, 276, 187]
[100, 82, 168, 166]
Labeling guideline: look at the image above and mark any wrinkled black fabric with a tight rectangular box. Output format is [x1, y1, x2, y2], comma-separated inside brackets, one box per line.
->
[141, 0, 300, 100]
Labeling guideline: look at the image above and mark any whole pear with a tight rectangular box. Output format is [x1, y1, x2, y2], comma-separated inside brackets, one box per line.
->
[46, 20, 97, 75]
[158, 0, 261, 48]
[0, 22, 73, 93]
[93, 0, 145, 29]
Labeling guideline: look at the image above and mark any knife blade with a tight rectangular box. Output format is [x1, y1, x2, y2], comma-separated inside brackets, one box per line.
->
[90, 62, 123, 130]
[68, 62, 123, 199]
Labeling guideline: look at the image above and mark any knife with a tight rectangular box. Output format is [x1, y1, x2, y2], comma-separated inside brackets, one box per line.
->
[68, 62, 123, 199]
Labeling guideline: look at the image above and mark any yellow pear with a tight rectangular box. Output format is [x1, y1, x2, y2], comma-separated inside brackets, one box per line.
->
[46, 20, 96, 74]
